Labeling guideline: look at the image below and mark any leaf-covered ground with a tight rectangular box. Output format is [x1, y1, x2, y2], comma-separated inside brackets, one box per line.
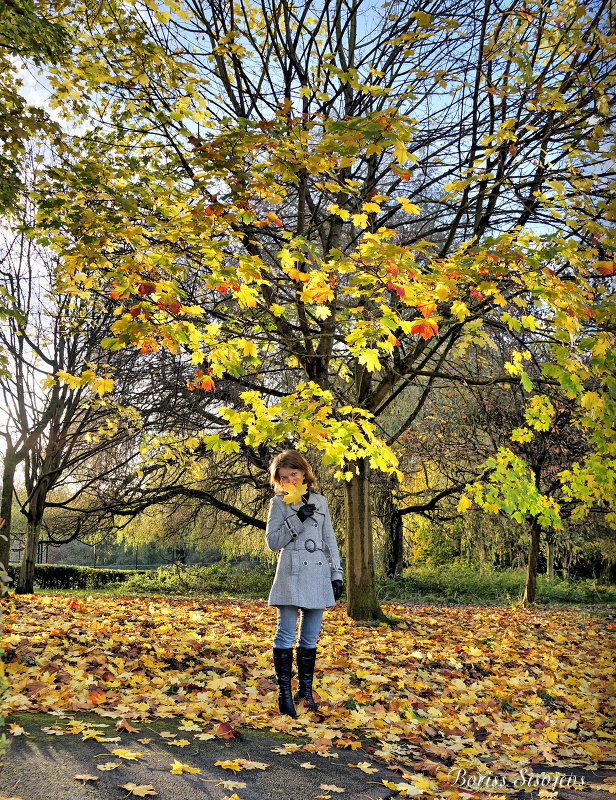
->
[2, 595, 615, 798]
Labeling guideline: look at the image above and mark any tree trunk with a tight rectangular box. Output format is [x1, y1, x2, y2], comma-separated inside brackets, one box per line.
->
[0, 445, 17, 569]
[344, 459, 386, 621]
[560, 551, 570, 581]
[546, 533, 554, 582]
[16, 517, 41, 594]
[522, 516, 541, 604]
[383, 510, 404, 578]
[381, 474, 404, 578]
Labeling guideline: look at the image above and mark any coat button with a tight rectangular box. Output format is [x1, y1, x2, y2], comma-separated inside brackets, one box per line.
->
[303, 561, 308, 566]
[318, 561, 322, 566]
[313, 522, 318, 527]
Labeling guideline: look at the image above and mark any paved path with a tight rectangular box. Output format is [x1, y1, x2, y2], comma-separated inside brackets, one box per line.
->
[1, 713, 614, 800]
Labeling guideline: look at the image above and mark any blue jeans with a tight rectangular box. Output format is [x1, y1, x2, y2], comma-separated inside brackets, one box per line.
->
[273, 605, 324, 649]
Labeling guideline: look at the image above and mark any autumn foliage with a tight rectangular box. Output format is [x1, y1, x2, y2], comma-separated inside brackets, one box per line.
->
[3, 594, 614, 796]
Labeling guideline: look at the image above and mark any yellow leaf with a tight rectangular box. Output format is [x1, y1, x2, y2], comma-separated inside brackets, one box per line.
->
[73, 774, 99, 781]
[450, 300, 470, 319]
[55, 369, 84, 390]
[208, 675, 239, 690]
[392, 140, 410, 164]
[170, 760, 201, 774]
[457, 495, 473, 512]
[348, 761, 378, 774]
[119, 785, 157, 797]
[92, 377, 114, 396]
[97, 762, 121, 771]
[319, 785, 346, 793]
[300, 762, 316, 769]
[112, 749, 142, 760]
[281, 482, 307, 504]
[215, 759, 245, 772]
[233, 284, 258, 308]
[327, 204, 350, 220]
[381, 780, 424, 796]
[396, 197, 420, 214]
[242, 339, 257, 358]
[41, 375, 56, 390]
[358, 349, 381, 372]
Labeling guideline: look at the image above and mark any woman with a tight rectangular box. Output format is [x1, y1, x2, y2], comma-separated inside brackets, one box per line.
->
[265, 450, 343, 717]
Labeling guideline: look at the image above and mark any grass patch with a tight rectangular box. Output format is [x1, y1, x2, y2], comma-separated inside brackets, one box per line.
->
[376, 564, 616, 605]
[28, 561, 616, 606]
[114, 561, 276, 597]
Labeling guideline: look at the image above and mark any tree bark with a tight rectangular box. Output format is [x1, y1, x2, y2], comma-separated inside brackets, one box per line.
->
[522, 516, 541, 604]
[0, 444, 17, 569]
[546, 532, 554, 582]
[16, 517, 41, 594]
[16, 473, 50, 594]
[383, 509, 404, 579]
[344, 458, 386, 621]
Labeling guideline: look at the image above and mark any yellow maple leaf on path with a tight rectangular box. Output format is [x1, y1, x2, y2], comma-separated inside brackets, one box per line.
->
[111, 748, 142, 760]
[215, 759, 245, 772]
[170, 759, 201, 774]
[119, 784, 157, 797]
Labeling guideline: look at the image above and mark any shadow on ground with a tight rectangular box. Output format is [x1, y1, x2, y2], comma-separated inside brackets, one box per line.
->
[0, 713, 614, 800]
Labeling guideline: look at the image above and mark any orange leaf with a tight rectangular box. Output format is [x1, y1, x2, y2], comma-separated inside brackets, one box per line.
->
[88, 688, 106, 704]
[210, 722, 240, 739]
[116, 719, 140, 733]
[410, 319, 439, 339]
[417, 301, 436, 318]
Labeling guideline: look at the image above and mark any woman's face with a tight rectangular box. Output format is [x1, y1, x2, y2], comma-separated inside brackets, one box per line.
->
[278, 466, 306, 487]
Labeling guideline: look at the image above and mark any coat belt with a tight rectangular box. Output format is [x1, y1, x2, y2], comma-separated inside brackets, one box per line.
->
[285, 538, 325, 553]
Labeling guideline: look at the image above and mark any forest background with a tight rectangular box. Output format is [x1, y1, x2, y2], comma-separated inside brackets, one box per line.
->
[0, 0, 615, 620]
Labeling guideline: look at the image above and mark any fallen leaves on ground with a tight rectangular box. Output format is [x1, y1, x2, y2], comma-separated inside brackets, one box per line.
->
[2, 594, 615, 798]
[119, 783, 157, 796]
[170, 759, 201, 774]
[219, 780, 247, 790]
[111, 748, 143, 760]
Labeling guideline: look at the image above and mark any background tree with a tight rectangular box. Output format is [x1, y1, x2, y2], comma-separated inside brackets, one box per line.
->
[19, 0, 616, 615]
[0, 227, 154, 592]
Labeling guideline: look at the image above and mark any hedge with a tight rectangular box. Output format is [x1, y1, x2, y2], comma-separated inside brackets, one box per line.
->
[6, 563, 145, 590]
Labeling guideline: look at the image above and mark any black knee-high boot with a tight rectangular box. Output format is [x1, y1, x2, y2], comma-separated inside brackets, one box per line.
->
[272, 647, 297, 718]
[294, 646, 318, 710]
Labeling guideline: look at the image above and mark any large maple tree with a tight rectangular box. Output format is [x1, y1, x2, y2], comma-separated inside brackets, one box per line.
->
[24, 0, 616, 616]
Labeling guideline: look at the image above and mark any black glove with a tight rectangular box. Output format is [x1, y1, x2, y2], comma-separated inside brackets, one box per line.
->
[332, 580, 343, 601]
[296, 503, 316, 522]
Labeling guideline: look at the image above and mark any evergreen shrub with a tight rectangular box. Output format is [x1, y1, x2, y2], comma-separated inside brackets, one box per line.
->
[376, 564, 616, 604]
[6, 563, 142, 590]
[118, 562, 276, 596]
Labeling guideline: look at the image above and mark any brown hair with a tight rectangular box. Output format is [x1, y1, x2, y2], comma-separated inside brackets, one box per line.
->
[269, 450, 319, 493]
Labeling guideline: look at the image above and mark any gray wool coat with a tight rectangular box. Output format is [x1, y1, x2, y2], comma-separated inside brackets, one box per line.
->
[265, 490, 343, 609]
